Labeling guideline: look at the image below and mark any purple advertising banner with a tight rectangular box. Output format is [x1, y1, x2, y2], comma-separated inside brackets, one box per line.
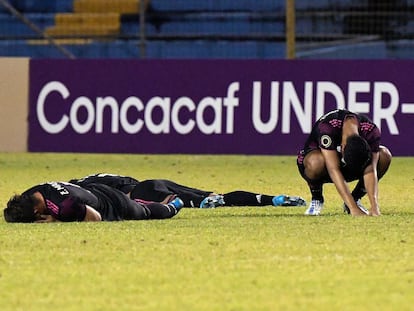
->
[29, 59, 414, 155]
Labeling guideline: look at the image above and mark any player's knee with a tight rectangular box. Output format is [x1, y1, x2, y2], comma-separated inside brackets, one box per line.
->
[379, 146, 392, 164]
[303, 152, 326, 180]
[378, 146, 392, 176]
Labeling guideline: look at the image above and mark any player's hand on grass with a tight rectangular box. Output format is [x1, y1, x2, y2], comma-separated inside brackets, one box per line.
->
[344, 199, 370, 216]
[369, 207, 381, 216]
[350, 208, 369, 216]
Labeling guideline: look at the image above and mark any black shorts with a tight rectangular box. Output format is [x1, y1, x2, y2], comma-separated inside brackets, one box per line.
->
[83, 183, 149, 221]
[297, 149, 362, 183]
[130, 179, 212, 207]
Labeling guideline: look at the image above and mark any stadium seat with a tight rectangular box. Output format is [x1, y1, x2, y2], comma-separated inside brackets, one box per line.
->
[44, 0, 149, 37]
[7, 0, 73, 13]
[146, 40, 285, 59]
[0, 13, 55, 37]
[73, 0, 147, 14]
[45, 13, 121, 37]
[0, 39, 64, 57]
[150, 0, 284, 12]
[55, 1, 74, 12]
[1, 0, 413, 59]
[296, 0, 358, 10]
[387, 40, 414, 58]
[120, 17, 157, 36]
[153, 12, 284, 35]
[297, 41, 389, 59]
[296, 13, 344, 34]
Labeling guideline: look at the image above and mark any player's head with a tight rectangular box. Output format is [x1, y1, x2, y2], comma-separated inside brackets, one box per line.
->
[342, 134, 372, 175]
[4, 194, 37, 223]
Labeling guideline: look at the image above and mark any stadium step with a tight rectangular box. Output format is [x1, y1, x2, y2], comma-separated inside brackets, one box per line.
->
[45, 25, 121, 37]
[73, 0, 148, 14]
[54, 12, 120, 26]
[45, 13, 121, 37]
[44, 0, 149, 37]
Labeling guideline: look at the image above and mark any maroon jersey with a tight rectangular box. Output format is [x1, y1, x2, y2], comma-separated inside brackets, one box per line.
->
[70, 174, 212, 207]
[69, 173, 139, 194]
[23, 182, 98, 222]
[301, 109, 381, 155]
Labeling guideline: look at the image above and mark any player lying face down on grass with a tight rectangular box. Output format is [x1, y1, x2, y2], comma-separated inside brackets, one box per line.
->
[297, 109, 392, 216]
[68, 173, 306, 209]
[3, 182, 183, 223]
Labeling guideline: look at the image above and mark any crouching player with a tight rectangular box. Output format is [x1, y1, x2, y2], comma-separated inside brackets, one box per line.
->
[297, 109, 392, 216]
[4, 181, 183, 223]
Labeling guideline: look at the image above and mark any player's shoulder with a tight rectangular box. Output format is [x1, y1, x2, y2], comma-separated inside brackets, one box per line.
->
[319, 109, 351, 122]
[355, 113, 378, 134]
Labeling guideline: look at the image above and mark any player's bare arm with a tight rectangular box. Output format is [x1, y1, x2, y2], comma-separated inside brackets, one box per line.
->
[363, 152, 380, 216]
[83, 205, 102, 221]
[321, 149, 367, 216]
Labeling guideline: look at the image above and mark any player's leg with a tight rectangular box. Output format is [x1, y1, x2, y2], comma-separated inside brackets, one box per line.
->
[298, 150, 327, 200]
[145, 201, 183, 219]
[126, 198, 183, 220]
[350, 145, 392, 201]
[124, 200, 150, 220]
[136, 179, 214, 208]
[343, 146, 392, 214]
[377, 145, 392, 179]
[130, 179, 211, 207]
[160, 179, 216, 207]
[222, 191, 306, 207]
[130, 180, 173, 202]
[223, 191, 273, 206]
[297, 149, 327, 215]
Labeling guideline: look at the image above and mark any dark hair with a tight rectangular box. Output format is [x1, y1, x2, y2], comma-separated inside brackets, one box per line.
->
[343, 135, 372, 174]
[4, 194, 37, 223]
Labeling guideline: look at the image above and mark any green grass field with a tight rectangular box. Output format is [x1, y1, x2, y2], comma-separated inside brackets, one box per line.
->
[1, 153, 413, 311]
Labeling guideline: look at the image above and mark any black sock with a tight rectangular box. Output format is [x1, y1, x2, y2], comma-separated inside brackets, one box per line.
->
[146, 203, 177, 219]
[309, 184, 324, 202]
[223, 191, 273, 206]
[351, 180, 366, 200]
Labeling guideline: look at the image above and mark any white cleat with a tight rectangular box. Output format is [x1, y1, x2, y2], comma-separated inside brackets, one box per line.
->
[304, 200, 324, 216]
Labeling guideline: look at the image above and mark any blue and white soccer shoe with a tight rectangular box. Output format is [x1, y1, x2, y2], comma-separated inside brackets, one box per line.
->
[272, 195, 307, 207]
[199, 195, 225, 208]
[304, 199, 324, 216]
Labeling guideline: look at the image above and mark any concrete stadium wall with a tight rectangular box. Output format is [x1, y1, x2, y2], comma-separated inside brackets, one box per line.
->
[0, 58, 29, 152]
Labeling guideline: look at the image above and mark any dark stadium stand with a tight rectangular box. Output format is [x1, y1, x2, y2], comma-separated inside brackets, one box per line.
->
[0, 0, 73, 13]
[0, 13, 54, 37]
[133, 0, 287, 58]
[149, 0, 284, 12]
[0, 0, 287, 58]
[0, 0, 413, 58]
[127, 12, 284, 36]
